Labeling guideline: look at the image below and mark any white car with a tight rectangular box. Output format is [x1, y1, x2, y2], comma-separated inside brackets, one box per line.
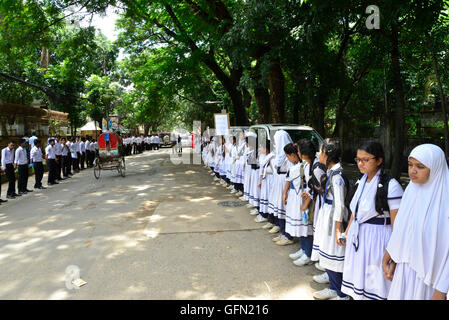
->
[249, 124, 324, 154]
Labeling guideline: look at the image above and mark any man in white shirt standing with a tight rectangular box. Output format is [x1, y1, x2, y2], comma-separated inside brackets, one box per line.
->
[85, 137, 91, 168]
[46, 138, 58, 185]
[154, 134, 160, 150]
[54, 135, 64, 181]
[29, 131, 38, 149]
[80, 137, 86, 170]
[15, 139, 33, 195]
[70, 137, 79, 173]
[30, 139, 45, 190]
[1, 141, 18, 199]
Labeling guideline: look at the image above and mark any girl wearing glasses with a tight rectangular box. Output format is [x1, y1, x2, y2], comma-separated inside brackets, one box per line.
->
[383, 144, 449, 300]
[340, 141, 403, 300]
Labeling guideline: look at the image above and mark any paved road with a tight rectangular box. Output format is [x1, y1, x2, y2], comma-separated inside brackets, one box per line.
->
[0, 148, 327, 299]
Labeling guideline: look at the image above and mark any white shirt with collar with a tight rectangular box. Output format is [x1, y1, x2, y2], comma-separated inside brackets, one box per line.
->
[55, 141, 62, 156]
[80, 141, 85, 153]
[14, 146, 28, 165]
[1, 147, 14, 170]
[61, 143, 69, 156]
[45, 145, 56, 159]
[30, 146, 43, 163]
[85, 140, 91, 150]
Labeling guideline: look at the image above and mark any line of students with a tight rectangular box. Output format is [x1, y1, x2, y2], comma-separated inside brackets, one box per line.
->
[202, 130, 449, 300]
[122, 135, 161, 156]
[0, 135, 98, 201]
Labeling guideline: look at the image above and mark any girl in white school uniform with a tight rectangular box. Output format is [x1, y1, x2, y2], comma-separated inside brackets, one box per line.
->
[234, 132, 246, 197]
[341, 141, 404, 300]
[229, 136, 239, 194]
[242, 133, 255, 202]
[223, 135, 233, 187]
[256, 141, 274, 224]
[218, 136, 228, 183]
[290, 139, 318, 266]
[269, 130, 293, 240]
[207, 137, 216, 176]
[213, 137, 223, 179]
[248, 142, 264, 215]
[245, 133, 258, 209]
[281, 143, 303, 247]
[312, 138, 349, 300]
[383, 144, 449, 300]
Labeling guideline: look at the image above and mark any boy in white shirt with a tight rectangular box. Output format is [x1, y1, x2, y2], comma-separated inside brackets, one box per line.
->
[30, 139, 45, 189]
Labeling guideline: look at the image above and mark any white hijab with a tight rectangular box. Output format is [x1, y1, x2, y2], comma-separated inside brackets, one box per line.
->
[386, 144, 449, 292]
[273, 130, 293, 168]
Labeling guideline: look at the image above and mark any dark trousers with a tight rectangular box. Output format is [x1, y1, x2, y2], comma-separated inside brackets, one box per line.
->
[85, 151, 91, 167]
[326, 269, 347, 298]
[62, 155, 70, 176]
[5, 164, 15, 196]
[17, 164, 28, 193]
[67, 155, 73, 175]
[80, 152, 85, 169]
[300, 235, 314, 258]
[34, 162, 43, 188]
[77, 153, 81, 170]
[73, 156, 79, 172]
[56, 155, 63, 179]
[268, 214, 278, 225]
[278, 219, 293, 240]
[47, 159, 57, 184]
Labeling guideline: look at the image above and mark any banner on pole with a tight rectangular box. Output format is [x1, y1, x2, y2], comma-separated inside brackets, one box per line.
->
[214, 113, 230, 136]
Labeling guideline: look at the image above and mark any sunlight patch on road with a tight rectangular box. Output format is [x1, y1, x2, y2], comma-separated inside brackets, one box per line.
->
[143, 228, 159, 238]
[189, 197, 213, 202]
[277, 283, 313, 300]
[48, 289, 68, 300]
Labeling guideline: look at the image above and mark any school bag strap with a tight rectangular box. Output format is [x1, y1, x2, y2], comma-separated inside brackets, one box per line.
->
[326, 169, 350, 234]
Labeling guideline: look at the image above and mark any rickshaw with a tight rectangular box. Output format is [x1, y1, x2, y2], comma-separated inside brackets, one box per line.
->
[93, 131, 126, 179]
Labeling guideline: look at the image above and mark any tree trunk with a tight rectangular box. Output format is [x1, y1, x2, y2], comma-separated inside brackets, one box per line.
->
[144, 123, 151, 135]
[381, 68, 393, 168]
[313, 88, 327, 138]
[268, 58, 285, 123]
[426, 32, 449, 158]
[254, 86, 271, 123]
[390, 23, 407, 180]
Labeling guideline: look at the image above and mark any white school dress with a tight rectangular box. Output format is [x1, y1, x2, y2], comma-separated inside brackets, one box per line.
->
[230, 144, 238, 183]
[224, 141, 233, 180]
[243, 147, 253, 200]
[285, 161, 314, 238]
[259, 152, 275, 214]
[341, 171, 403, 300]
[207, 142, 215, 168]
[311, 163, 348, 273]
[270, 158, 292, 220]
[219, 147, 227, 177]
[214, 145, 222, 174]
[311, 159, 326, 235]
[249, 154, 264, 207]
[234, 141, 245, 184]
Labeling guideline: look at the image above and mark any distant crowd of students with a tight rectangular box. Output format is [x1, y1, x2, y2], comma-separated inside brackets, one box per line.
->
[201, 130, 449, 300]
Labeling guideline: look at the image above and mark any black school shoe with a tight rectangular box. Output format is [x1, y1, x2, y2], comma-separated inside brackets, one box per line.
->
[25, 189, 33, 192]
[0, 199, 7, 203]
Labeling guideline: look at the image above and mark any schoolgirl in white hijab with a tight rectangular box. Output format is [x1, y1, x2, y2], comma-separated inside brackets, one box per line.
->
[268, 130, 293, 237]
[235, 131, 246, 196]
[257, 140, 275, 224]
[243, 132, 256, 202]
[384, 144, 449, 300]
